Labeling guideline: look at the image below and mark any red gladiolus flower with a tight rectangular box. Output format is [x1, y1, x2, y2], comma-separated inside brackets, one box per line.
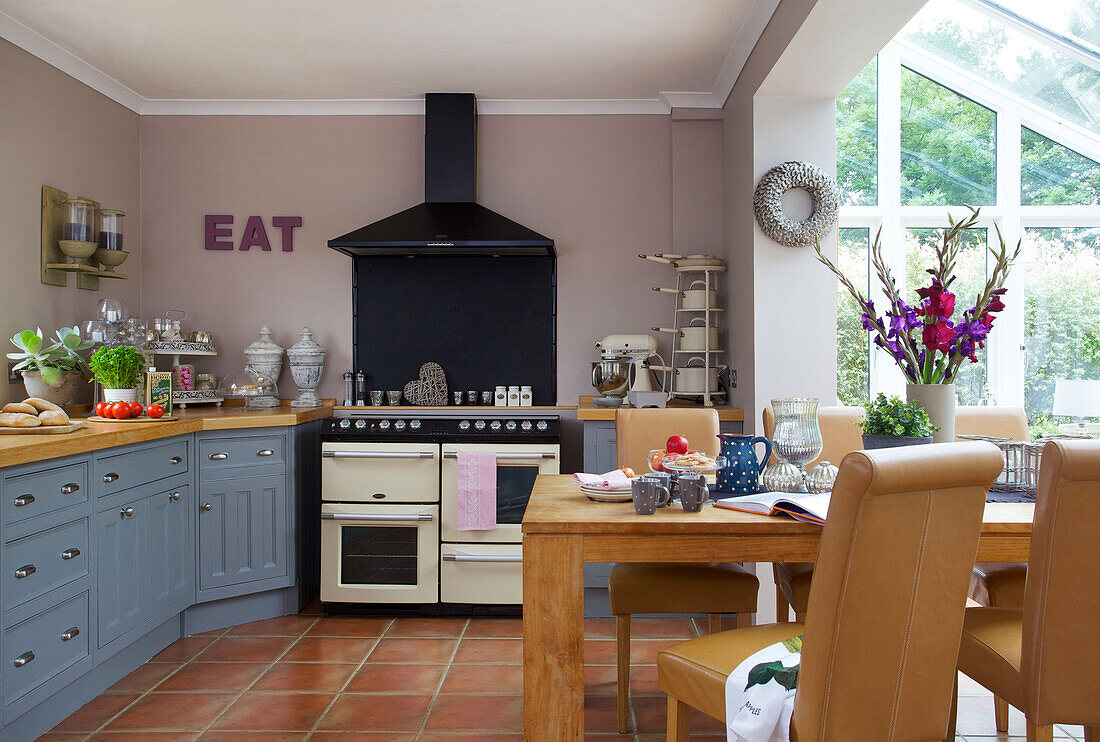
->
[986, 295, 1005, 313]
[923, 320, 955, 354]
[916, 279, 956, 319]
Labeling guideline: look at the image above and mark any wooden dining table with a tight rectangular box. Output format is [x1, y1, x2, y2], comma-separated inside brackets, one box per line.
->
[520, 473, 1035, 741]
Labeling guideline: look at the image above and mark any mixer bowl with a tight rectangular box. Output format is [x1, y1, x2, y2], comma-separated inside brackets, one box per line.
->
[591, 358, 630, 398]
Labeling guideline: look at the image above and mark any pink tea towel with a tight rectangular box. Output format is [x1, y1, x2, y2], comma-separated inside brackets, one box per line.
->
[456, 451, 498, 531]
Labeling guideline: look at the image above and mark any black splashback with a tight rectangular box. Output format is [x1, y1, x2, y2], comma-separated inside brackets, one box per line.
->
[353, 256, 556, 404]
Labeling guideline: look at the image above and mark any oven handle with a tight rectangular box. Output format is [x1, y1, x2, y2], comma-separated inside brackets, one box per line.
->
[322, 451, 436, 459]
[442, 553, 523, 563]
[322, 512, 434, 522]
[442, 452, 556, 460]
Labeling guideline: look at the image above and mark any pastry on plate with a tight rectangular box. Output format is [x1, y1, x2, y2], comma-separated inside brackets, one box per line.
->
[38, 409, 70, 426]
[0, 412, 41, 427]
[668, 452, 718, 469]
[23, 397, 63, 413]
[2, 402, 37, 415]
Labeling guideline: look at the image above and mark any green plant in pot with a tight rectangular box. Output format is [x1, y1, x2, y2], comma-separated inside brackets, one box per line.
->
[87, 345, 146, 404]
[7, 327, 95, 406]
[858, 393, 939, 449]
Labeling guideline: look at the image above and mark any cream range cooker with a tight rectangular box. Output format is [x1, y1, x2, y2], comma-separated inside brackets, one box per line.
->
[319, 410, 560, 611]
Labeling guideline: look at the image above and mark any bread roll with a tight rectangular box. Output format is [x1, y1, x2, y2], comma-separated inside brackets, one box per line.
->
[3, 402, 37, 415]
[23, 397, 62, 413]
[38, 410, 70, 426]
[0, 412, 41, 427]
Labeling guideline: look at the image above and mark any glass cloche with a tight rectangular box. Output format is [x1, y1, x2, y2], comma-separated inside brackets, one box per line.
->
[218, 368, 278, 411]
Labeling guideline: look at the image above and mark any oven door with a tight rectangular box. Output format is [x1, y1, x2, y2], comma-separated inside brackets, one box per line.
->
[320, 502, 439, 604]
[440, 444, 560, 543]
[322, 442, 440, 503]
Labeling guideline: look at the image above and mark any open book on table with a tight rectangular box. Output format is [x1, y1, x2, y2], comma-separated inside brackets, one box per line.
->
[713, 491, 830, 525]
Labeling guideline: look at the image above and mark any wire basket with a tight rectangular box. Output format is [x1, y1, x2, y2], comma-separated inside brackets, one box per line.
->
[958, 434, 1090, 496]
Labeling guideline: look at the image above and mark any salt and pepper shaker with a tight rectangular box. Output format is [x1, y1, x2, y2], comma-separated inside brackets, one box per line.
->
[355, 371, 367, 406]
[343, 371, 354, 406]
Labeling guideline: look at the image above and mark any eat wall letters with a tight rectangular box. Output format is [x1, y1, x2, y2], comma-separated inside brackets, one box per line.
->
[205, 215, 303, 252]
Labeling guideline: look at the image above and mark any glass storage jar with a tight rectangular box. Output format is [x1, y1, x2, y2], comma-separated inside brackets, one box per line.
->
[218, 369, 278, 411]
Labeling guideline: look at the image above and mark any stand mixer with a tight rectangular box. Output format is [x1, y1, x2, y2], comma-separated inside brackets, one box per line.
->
[591, 334, 671, 408]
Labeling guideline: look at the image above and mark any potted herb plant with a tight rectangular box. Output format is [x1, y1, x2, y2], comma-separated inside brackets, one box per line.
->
[7, 327, 95, 406]
[858, 393, 938, 449]
[87, 345, 147, 403]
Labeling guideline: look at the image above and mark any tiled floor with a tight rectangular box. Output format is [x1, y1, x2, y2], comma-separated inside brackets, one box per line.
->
[39, 607, 1088, 741]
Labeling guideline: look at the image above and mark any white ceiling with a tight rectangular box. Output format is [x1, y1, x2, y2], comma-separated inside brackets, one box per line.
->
[0, 0, 779, 114]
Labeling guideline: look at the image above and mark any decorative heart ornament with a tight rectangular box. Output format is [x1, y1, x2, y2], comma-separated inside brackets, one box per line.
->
[403, 362, 448, 406]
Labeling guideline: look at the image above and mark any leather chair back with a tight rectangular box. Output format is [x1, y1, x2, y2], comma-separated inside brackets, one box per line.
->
[615, 408, 719, 475]
[1020, 439, 1100, 725]
[956, 406, 1029, 441]
[762, 406, 863, 468]
[791, 441, 1004, 742]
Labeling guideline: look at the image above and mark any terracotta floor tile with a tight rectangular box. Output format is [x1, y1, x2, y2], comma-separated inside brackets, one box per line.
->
[316, 693, 433, 731]
[424, 694, 523, 733]
[583, 618, 618, 639]
[194, 628, 230, 638]
[105, 662, 181, 693]
[462, 617, 522, 638]
[366, 637, 458, 664]
[385, 616, 468, 637]
[86, 733, 200, 741]
[300, 599, 323, 615]
[630, 665, 663, 696]
[156, 662, 268, 692]
[584, 664, 617, 696]
[51, 693, 140, 732]
[199, 733, 306, 741]
[200, 637, 297, 662]
[251, 661, 358, 692]
[439, 664, 522, 694]
[309, 734, 416, 741]
[632, 695, 724, 734]
[631, 639, 683, 666]
[36, 734, 88, 741]
[280, 637, 376, 663]
[211, 692, 334, 731]
[631, 617, 702, 639]
[583, 639, 617, 666]
[418, 735, 523, 742]
[151, 636, 216, 662]
[306, 616, 392, 638]
[345, 662, 447, 694]
[583, 695, 620, 734]
[105, 692, 236, 731]
[226, 615, 318, 637]
[452, 638, 522, 664]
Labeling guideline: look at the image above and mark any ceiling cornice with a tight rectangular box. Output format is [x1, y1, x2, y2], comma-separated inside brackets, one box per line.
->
[1, 0, 779, 116]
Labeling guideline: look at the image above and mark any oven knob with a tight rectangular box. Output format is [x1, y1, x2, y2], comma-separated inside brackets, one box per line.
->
[506, 420, 518, 431]
[339, 419, 351, 429]
[521, 420, 533, 431]
[409, 419, 421, 430]
[394, 420, 406, 431]
[378, 419, 390, 430]
[490, 420, 502, 431]
[536, 420, 549, 432]
[458, 420, 471, 431]
[474, 420, 486, 431]
[354, 419, 366, 430]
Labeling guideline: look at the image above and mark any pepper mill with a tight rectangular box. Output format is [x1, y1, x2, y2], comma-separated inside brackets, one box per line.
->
[355, 371, 367, 406]
[343, 371, 354, 407]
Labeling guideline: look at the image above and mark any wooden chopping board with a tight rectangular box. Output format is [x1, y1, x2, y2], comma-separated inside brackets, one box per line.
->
[0, 420, 86, 435]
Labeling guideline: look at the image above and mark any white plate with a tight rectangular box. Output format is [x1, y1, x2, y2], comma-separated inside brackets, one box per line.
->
[579, 485, 632, 494]
[584, 491, 634, 503]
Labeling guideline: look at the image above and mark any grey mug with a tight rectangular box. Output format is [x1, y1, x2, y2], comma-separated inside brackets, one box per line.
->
[678, 474, 709, 513]
[632, 478, 671, 515]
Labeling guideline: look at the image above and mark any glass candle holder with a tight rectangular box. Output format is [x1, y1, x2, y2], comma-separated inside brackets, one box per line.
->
[61, 198, 95, 242]
[97, 209, 125, 251]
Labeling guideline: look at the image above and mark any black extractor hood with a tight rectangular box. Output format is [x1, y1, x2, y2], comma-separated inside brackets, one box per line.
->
[328, 93, 555, 257]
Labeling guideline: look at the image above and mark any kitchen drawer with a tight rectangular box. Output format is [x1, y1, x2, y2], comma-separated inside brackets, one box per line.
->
[200, 433, 285, 474]
[2, 590, 90, 705]
[96, 438, 189, 496]
[2, 518, 89, 610]
[2, 462, 88, 527]
[441, 543, 522, 605]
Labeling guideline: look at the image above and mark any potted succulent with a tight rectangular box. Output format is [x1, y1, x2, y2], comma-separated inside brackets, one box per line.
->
[7, 327, 95, 406]
[87, 345, 147, 403]
[858, 393, 938, 449]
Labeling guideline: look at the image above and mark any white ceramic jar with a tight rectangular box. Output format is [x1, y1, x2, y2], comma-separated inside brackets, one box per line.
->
[520, 385, 532, 406]
[495, 386, 507, 406]
[507, 386, 520, 406]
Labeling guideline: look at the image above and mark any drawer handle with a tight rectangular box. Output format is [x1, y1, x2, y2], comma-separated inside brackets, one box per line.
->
[15, 564, 36, 579]
[169, 456, 183, 465]
[103, 472, 119, 483]
[13, 494, 34, 507]
[121, 507, 134, 518]
[13, 651, 34, 668]
[169, 491, 182, 502]
[209, 452, 229, 461]
[61, 548, 81, 560]
[61, 627, 80, 642]
[257, 449, 275, 457]
[60, 483, 80, 494]
[201, 502, 212, 511]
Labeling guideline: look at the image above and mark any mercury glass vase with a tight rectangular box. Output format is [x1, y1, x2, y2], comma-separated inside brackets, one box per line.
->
[770, 397, 823, 485]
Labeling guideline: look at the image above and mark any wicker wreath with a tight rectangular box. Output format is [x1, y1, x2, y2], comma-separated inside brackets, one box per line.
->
[752, 161, 839, 247]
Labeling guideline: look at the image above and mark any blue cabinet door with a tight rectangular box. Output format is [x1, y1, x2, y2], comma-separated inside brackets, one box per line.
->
[95, 500, 143, 647]
[146, 485, 193, 614]
[198, 474, 288, 593]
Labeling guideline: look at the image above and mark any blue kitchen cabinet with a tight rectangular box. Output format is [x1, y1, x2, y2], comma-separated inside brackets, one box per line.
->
[94, 495, 143, 647]
[147, 484, 194, 614]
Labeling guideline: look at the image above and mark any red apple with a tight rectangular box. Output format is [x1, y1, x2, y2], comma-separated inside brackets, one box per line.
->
[666, 435, 690, 455]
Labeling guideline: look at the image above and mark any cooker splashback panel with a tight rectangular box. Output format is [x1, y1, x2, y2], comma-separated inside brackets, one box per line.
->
[352, 255, 556, 405]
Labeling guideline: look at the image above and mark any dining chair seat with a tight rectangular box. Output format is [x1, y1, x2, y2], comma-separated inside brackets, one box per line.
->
[969, 562, 1028, 607]
[773, 562, 813, 622]
[957, 607, 1023, 702]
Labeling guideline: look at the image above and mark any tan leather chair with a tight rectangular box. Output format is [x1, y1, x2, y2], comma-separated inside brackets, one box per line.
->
[608, 408, 759, 733]
[952, 439, 1100, 742]
[657, 442, 1004, 741]
[763, 406, 863, 623]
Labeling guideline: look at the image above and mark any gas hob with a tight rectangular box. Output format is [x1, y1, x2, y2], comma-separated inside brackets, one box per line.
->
[322, 413, 559, 443]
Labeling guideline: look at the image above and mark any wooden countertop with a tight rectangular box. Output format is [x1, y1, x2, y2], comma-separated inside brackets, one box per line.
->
[576, 395, 745, 422]
[0, 401, 333, 470]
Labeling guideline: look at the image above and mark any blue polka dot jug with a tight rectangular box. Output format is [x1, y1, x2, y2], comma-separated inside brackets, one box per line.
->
[715, 433, 772, 495]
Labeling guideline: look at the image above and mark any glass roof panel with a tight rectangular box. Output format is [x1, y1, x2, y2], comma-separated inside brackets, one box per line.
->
[902, 0, 1100, 135]
[989, 0, 1100, 54]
